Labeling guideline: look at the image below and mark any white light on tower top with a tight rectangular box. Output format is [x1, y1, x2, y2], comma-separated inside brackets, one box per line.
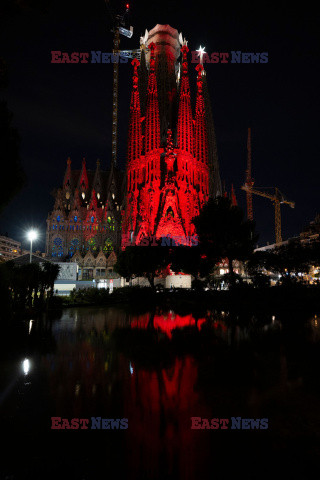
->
[196, 45, 206, 64]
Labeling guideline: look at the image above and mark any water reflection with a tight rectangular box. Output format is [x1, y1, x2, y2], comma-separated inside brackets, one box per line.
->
[1, 306, 320, 479]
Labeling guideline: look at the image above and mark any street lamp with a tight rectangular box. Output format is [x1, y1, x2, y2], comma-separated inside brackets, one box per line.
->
[27, 230, 38, 263]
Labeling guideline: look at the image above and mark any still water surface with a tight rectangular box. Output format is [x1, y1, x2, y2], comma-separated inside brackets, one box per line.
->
[1, 306, 320, 479]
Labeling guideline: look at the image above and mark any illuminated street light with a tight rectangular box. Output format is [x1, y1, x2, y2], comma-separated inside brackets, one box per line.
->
[27, 230, 38, 263]
[22, 358, 30, 375]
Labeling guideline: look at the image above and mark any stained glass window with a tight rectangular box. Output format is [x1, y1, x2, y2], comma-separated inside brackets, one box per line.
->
[57, 215, 61, 222]
[52, 237, 63, 257]
[74, 216, 78, 222]
[88, 237, 97, 252]
[103, 239, 113, 255]
[69, 238, 80, 257]
[107, 216, 115, 231]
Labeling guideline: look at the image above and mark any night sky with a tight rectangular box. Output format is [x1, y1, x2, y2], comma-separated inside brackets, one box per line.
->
[1, 0, 319, 251]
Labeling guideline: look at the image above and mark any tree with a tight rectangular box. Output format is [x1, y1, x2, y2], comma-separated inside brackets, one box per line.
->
[115, 245, 169, 289]
[247, 240, 312, 285]
[193, 196, 258, 286]
[169, 245, 210, 279]
[42, 261, 60, 298]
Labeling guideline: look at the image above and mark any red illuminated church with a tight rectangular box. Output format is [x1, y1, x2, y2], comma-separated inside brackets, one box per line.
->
[122, 24, 221, 246]
[45, 25, 222, 269]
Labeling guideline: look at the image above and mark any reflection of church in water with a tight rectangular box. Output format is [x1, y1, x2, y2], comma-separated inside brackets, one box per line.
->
[45, 24, 221, 278]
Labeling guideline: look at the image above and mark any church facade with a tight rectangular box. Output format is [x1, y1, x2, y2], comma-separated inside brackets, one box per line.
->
[46, 24, 221, 276]
[122, 25, 221, 246]
[45, 159, 124, 278]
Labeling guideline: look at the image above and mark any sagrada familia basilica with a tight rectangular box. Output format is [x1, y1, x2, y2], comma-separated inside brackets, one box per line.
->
[45, 25, 222, 278]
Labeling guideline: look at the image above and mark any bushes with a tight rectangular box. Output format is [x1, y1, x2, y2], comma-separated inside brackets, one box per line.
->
[0, 260, 60, 319]
[66, 285, 156, 306]
[68, 287, 112, 305]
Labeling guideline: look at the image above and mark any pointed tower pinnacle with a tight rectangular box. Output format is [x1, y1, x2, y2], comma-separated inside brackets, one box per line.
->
[63, 157, 72, 189]
[177, 45, 193, 155]
[93, 158, 102, 201]
[144, 42, 161, 154]
[231, 184, 238, 206]
[194, 63, 208, 165]
[78, 157, 89, 199]
[128, 59, 142, 169]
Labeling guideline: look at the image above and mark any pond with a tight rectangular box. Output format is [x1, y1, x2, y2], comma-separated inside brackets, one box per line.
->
[1, 306, 320, 479]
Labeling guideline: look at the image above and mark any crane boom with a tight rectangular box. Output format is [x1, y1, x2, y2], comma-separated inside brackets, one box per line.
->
[241, 185, 295, 244]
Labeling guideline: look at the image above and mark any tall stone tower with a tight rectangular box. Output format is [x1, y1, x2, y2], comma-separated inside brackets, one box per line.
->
[122, 24, 221, 246]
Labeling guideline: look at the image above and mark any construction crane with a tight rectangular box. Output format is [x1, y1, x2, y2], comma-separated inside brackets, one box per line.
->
[244, 127, 254, 220]
[105, 1, 134, 167]
[241, 128, 295, 244]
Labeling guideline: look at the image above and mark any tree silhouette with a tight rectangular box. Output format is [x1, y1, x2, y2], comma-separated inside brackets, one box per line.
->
[193, 196, 258, 286]
[115, 245, 168, 289]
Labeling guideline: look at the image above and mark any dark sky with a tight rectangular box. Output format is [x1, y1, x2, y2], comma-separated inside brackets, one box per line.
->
[0, 0, 319, 251]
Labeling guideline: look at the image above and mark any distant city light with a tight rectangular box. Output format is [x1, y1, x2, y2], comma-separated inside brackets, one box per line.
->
[22, 358, 30, 375]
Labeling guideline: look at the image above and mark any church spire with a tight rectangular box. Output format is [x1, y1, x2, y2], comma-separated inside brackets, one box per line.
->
[177, 45, 193, 155]
[63, 157, 72, 190]
[231, 184, 238, 206]
[194, 63, 209, 204]
[128, 59, 142, 169]
[78, 157, 89, 200]
[194, 64, 208, 165]
[144, 42, 160, 154]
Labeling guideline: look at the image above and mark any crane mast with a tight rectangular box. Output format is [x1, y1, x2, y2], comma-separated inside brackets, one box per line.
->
[105, 1, 133, 167]
[241, 185, 295, 244]
[241, 128, 295, 244]
[112, 27, 120, 166]
[245, 127, 254, 220]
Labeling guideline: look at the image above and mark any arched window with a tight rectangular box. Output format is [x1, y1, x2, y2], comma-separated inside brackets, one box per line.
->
[57, 215, 61, 222]
[52, 237, 63, 257]
[88, 237, 97, 252]
[103, 239, 113, 255]
[107, 216, 115, 231]
[69, 238, 80, 257]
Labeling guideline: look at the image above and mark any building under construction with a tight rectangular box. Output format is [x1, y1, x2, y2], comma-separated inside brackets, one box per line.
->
[122, 24, 221, 246]
[45, 24, 222, 264]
